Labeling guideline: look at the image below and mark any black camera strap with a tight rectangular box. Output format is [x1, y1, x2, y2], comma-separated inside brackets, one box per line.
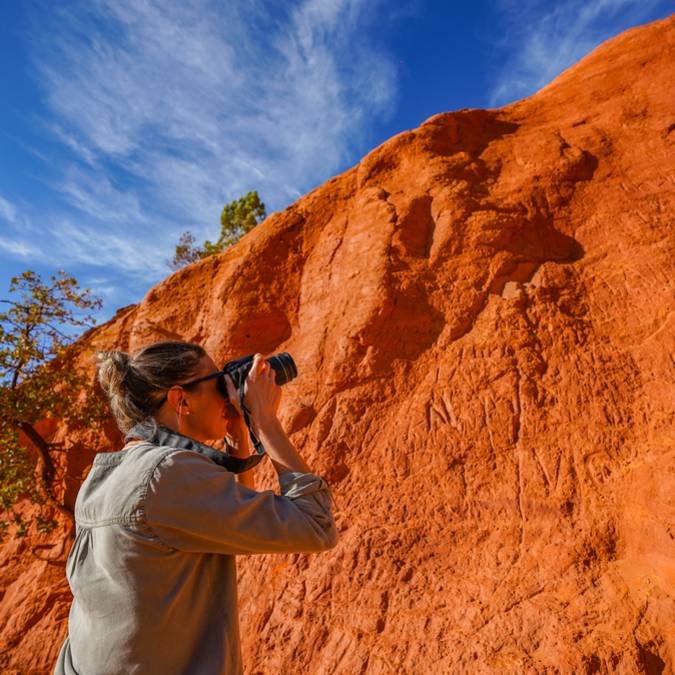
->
[238, 380, 266, 456]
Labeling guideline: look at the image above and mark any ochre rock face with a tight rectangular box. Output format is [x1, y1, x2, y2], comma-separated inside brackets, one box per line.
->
[2, 15, 674, 674]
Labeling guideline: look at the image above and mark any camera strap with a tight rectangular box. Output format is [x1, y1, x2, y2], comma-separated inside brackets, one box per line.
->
[238, 382, 266, 456]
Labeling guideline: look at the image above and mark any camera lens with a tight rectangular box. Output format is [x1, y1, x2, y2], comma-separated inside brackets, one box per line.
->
[267, 352, 297, 385]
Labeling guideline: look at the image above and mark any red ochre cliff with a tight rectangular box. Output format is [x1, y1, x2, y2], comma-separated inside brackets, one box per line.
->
[2, 15, 674, 674]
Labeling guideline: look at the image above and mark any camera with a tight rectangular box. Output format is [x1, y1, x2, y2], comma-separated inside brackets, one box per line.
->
[219, 352, 297, 398]
[219, 352, 297, 457]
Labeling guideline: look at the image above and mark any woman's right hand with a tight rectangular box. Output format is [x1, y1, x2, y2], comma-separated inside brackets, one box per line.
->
[224, 353, 281, 424]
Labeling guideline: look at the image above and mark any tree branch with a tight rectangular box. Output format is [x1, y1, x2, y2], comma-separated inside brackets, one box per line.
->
[19, 422, 74, 522]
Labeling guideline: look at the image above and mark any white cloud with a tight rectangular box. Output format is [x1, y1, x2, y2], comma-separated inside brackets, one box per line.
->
[489, 0, 665, 106]
[0, 236, 44, 259]
[15, 0, 400, 314]
[55, 168, 147, 225]
[0, 196, 39, 241]
[0, 190, 159, 286]
[0, 196, 164, 281]
[30, 0, 398, 232]
[48, 219, 168, 277]
[0, 196, 18, 224]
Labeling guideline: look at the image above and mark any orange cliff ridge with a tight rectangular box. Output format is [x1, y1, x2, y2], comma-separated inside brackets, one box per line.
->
[1, 15, 674, 674]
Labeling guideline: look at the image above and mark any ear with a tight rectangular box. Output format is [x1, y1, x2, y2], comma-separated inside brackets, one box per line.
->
[165, 386, 188, 414]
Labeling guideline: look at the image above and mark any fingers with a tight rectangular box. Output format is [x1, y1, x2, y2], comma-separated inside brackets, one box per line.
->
[262, 363, 276, 385]
[242, 354, 280, 421]
[249, 353, 267, 382]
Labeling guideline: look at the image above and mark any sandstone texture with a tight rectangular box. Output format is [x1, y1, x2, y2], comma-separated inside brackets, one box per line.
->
[2, 15, 674, 674]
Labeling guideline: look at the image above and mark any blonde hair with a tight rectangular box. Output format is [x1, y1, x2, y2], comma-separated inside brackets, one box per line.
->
[96, 341, 206, 433]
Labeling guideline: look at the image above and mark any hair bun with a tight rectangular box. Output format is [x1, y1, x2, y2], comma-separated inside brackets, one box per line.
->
[96, 350, 132, 398]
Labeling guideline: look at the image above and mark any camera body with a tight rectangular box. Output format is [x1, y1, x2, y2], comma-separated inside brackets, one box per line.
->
[221, 352, 297, 395]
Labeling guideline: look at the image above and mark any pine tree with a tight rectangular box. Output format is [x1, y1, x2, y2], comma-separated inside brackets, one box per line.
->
[170, 191, 267, 269]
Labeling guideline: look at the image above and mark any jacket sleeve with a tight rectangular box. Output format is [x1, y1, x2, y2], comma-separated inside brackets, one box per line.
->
[144, 449, 338, 555]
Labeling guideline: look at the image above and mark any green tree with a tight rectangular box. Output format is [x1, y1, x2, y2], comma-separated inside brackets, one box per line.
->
[171, 231, 202, 268]
[0, 270, 107, 541]
[170, 190, 266, 269]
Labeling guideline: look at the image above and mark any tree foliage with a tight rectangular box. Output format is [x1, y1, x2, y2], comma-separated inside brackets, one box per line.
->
[0, 270, 107, 540]
[170, 190, 266, 269]
[172, 231, 202, 268]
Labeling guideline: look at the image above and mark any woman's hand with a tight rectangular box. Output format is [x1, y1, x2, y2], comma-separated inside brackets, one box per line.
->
[224, 353, 281, 427]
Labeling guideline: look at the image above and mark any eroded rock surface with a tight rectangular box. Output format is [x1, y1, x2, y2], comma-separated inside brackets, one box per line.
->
[2, 15, 674, 674]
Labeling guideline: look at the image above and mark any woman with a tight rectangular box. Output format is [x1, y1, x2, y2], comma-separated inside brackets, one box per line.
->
[54, 341, 337, 675]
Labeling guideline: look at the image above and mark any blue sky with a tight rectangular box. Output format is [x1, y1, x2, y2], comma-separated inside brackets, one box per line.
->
[1, 0, 672, 324]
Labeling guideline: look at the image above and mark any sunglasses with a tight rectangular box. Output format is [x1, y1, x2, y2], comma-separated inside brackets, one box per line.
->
[156, 370, 229, 408]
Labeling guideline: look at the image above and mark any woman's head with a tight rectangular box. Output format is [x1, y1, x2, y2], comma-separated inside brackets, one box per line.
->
[97, 340, 234, 441]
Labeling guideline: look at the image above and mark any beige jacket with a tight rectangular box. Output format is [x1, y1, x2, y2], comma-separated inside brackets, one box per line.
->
[54, 437, 337, 674]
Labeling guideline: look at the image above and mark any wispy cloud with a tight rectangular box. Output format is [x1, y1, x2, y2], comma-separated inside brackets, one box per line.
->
[0, 236, 45, 260]
[0, 198, 45, 264]
[0, 195, 39, 247]
[0, 189, 160, 282]
[0, 0, 401, 316]
[0, 196, 18, 224]
[25, 0, 398, 257]
[48, 219, 169, 277]
[55, 168, 147, 225]
[489, 0, 666, 106]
